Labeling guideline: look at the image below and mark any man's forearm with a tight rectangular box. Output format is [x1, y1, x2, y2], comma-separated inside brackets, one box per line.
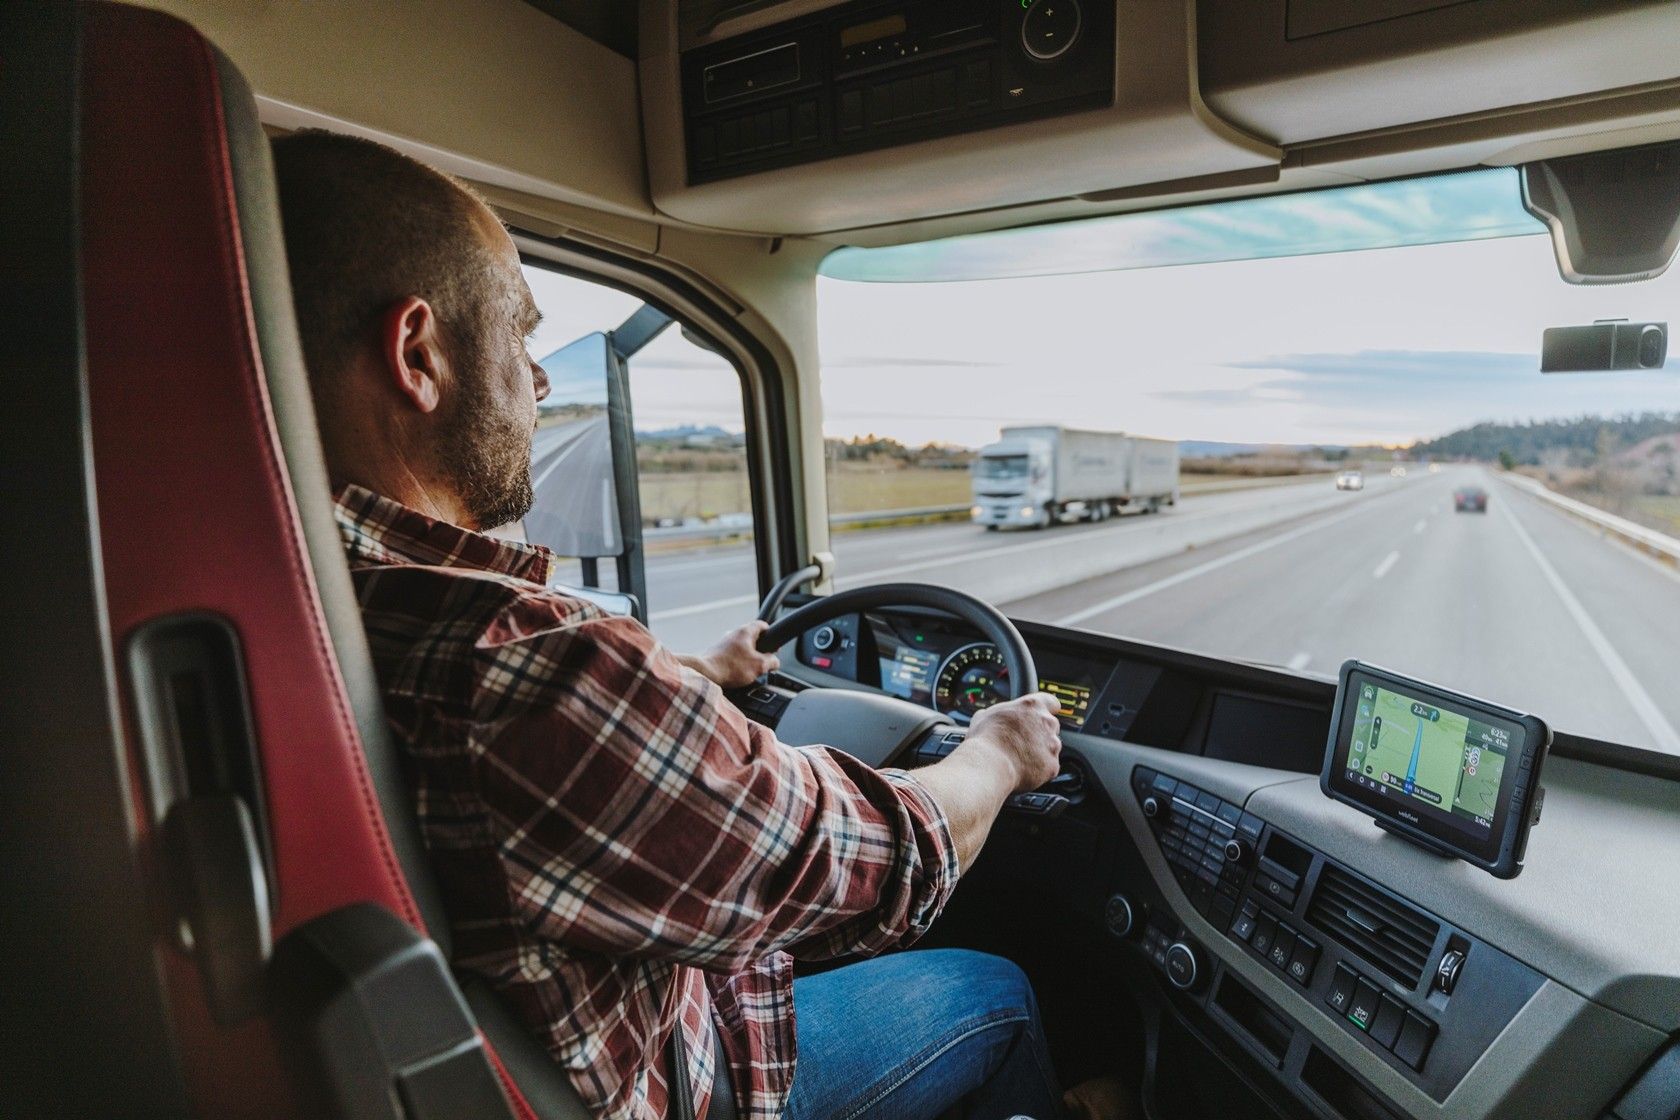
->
[909, 737, 1020, 872]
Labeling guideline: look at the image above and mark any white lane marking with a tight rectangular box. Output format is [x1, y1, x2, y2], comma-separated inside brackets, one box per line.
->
[1287, 652, 1311, 671]
[1372, 551, 1400, 579]
[1413, 518, 1427, 534]
[600, 475, 616, 551]
[1053, 501, 1381, 627]
[1496, 490, 1680, 754]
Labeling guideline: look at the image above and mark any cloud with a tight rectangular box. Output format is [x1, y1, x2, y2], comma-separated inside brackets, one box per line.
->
[1225, 350, 1540, 380]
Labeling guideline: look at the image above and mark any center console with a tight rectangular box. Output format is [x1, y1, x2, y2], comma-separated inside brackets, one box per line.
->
[1118, 764, 1544, 1105]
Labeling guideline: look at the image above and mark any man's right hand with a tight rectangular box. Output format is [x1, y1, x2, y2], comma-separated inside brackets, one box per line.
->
[965, 692, 1063, 793]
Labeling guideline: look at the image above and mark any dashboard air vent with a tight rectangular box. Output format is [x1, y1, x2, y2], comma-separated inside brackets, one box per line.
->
[1306, 865, 1439, 988]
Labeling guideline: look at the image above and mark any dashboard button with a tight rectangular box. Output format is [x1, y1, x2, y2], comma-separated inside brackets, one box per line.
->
[1195, 790, 1221, 814]
[1256, 857, 1300, 891]
[1151, 772, 1177, 796]
[1327, 965, 1357, 1013]
[1237, 813, 1264, 842]
[1255, 874, 1297, 908]
[1348, 980, 1380, 1032]
[1216, 802, 1242, 826]
[1268, 928, 1296, 971]
[1229, 907, 1258, 942]
[1249, 913, 1277, 957]
[1371, 996, 1406, 1050]
[1393, 1012, 1436, 1070]
[1288, 937, 1319, 985]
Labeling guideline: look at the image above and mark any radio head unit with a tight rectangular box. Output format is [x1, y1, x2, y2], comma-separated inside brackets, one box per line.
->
[1321, 661, 1549, 879]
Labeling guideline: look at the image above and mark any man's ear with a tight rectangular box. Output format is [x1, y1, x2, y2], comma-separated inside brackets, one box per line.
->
[378, 296, 447, 414]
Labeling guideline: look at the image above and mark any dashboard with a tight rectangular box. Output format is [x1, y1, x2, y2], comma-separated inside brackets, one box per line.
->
[774, 602, 1680, 1120]
[809, 610, 1098, 727]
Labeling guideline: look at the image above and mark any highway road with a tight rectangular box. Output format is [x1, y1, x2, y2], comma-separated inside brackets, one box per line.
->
[1010, 467, 1680, 756]
[549, 466, 1678, 755]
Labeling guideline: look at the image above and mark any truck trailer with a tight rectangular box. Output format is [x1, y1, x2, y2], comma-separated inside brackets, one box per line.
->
[970, 426, 1179, 530]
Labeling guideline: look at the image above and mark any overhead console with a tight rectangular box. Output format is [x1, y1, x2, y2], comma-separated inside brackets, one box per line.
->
[641, 0, 1279, 234]
[679, 0, 1115, 184]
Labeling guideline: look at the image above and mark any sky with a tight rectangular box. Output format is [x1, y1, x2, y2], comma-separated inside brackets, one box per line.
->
[526, 169, 1680, 449]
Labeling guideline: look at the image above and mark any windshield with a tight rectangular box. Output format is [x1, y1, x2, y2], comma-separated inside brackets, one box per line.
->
[977, 455, 1030, 483]
[816, 167, 1680, 758]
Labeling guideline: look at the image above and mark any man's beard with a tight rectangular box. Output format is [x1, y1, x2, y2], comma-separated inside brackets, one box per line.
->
[435, 366, 535, 531]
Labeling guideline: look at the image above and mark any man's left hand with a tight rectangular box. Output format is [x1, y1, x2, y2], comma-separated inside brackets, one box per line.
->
[686, 620, 781, 688]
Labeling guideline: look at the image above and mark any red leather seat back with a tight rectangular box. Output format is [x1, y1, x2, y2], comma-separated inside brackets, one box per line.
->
[79, 4, 533, 1115]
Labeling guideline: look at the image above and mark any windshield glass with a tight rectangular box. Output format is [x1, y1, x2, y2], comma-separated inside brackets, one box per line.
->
[815, 167, 1680, 758]
[977, 455, 1030, 483]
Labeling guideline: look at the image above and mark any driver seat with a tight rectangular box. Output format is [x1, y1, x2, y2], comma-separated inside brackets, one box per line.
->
[76, 3, 694, 1116]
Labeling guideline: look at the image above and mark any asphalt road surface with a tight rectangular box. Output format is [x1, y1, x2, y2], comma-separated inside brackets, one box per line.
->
[549, 467, 1678, 755]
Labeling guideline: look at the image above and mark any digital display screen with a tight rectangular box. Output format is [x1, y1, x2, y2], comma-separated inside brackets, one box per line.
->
[841, 13, 907, 48]
[1342, 681, 1512, 836]
[1040, 679, 1092, 728]
[1323, 661, 1549, 878]
[880, 646, 938, 705]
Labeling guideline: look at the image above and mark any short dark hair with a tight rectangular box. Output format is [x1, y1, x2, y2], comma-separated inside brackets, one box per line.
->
[271, 129, 499, 388]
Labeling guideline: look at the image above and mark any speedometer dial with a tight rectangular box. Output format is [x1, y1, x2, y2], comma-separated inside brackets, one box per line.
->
[934, 643, 1011, 720]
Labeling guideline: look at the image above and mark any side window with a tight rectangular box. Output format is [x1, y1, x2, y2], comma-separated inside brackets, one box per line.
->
[519, 261, 757, 653]
[626, 326, 757, 653]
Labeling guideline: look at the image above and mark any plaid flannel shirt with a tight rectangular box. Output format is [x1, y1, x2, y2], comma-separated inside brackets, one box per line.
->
[333, 485, 958, 1120]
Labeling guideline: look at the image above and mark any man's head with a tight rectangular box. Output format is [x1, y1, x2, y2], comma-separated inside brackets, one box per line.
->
[272, 130, 549, 529]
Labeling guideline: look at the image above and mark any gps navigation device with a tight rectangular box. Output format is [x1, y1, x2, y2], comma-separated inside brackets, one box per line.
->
[1322, 661, 1549, 879]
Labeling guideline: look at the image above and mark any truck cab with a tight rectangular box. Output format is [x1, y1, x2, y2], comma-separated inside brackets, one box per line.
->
[973, 431, 1054, 528]
[9, 4, 1680, 1120]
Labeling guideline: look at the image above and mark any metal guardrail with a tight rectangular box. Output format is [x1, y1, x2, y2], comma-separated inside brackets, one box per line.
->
[1500, 473, 1680, 564]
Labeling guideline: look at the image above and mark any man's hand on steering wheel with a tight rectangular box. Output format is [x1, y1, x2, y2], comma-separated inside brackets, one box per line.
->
[965, 693, 1064, 793]
[684, 620, 782, 689]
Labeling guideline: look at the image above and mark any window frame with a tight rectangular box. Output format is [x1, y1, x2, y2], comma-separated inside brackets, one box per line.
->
[513, 231, 802, 614]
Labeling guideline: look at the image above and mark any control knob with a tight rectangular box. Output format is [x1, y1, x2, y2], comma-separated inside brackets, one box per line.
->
[1223, 838, 1250, 864]
[1436, 949, 1465, 995]
[1103, 894, 1134, 939]
[1141, 795, 1161, 819]
[811, 625, 838, 653]
[1165, 942, 1199, 990]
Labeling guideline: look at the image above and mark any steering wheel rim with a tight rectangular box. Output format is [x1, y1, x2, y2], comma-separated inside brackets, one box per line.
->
[757, 582, 1038, 704]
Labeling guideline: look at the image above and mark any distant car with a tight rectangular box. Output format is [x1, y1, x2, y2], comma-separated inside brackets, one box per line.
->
[1335, 470, 1364, 491]
[1390, 465, 1408, 478]
[1454, 486, 1488, 512]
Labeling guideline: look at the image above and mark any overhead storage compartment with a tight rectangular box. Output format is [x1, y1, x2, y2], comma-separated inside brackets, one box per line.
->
[1199, 0, 1680, 147]
[641, 0, 1279, 236]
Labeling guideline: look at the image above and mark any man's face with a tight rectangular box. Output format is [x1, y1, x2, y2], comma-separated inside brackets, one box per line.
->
[433, 203, 551, 530]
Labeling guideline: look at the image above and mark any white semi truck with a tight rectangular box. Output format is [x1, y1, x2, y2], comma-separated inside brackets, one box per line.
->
[970, 426, 1180, 529]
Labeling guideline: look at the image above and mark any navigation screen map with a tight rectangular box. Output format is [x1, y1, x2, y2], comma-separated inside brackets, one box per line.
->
[1344, 681, 1511, 832]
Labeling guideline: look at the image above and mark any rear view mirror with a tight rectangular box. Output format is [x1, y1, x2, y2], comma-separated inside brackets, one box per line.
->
[1522, 141, 1680, 284]
[1541, 320, 1667, 373]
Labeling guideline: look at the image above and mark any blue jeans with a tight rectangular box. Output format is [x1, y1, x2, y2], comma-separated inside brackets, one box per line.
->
[782, 949, 1065, 1120]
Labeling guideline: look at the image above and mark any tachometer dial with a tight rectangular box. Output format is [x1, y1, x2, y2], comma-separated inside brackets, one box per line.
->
[934, 642, 1011, 720]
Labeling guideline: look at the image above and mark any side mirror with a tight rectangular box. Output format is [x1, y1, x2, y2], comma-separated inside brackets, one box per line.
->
[518, 331, 649, 618]
[525, 332, 623, 558]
